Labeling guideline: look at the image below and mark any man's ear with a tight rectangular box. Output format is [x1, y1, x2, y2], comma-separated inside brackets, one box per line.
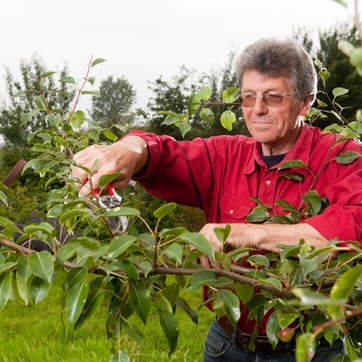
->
[300, 95, 313, 116]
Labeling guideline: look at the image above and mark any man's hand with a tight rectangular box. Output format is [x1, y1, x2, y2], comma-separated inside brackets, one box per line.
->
[71, 136, 148, 197]
[198, 223, 255, 268]
[198, 222, 329, 268]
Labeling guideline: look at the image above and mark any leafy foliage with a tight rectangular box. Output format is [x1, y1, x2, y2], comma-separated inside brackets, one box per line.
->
[89, 75, 137, 136]
[0, 4, 362, 361]
[0, 54, 75, 147]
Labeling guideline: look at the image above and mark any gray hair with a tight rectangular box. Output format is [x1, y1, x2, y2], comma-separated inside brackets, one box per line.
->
[236, 37, 317, 102]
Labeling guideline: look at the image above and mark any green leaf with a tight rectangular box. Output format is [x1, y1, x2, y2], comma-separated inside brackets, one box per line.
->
[277, 311, 300, 329]
[258, 277, 282, 291]
[16, 272, 29, 306]
[186, 270, 218, 290]
[59, 76, 76, 84]
[107, 235, 138, 259]
[0, 216, 23, 234]
[0, 190, 7, 207]
[113, 260, 139, 281]
[266, 311, 279, 349]
[281, 172, 304, 182]
[81, 90, 99, 95]
[102, 130, 118, 142]
[278, 160, 307, 170]
[91, 58, 106, 67]
[0, 272, 12, 310]
[162, 283, 180, 308]
[179, 232, 215, 261]
[86, 76, 96, 86]
[199, 86, 212, 100]
[247, 254, 270, 268]
[98, 173, 120, 187]
[220, 110, 236, 131]
[328, 264, 362, 319]
[188, 93, 201, 116]
[302, 190, 322, 216]
[65, 282, 89, 325]
[222, 87, 240, 103]
[104, 207, 140, 218]
[63, 267, 89, 292]
[74, 288, 105, 330]
[199, 107, 214, 124]
[216, 289, 240, 325]
[30, 277, 50, 305]
[334, 151, 360, 164]
[295, 332, 316, 362]
[0, 262, 17, 275]
[349, 47, 362, 67]
[161, 114, 179, 126]
[176, 120, 191, 138]
[234, 283, 254, 304]
[29, 251, 54, 284]
[338, 41, 354, 57]
[332, 87, 349, 98]
[34, 96, 47, 110]
[163, 243, 183, 264]
[158, 309, 179, 357]
[247, 206, 270, 223]
[293, 288, 344, 305]
[213, 224, 231, 244]
[175, 297, 198, 325]
[71, 110, 86, 129]
[153, 202, 177, 219]
[56, 243, 80, 264]
[129, 280, 152, 325]
[24, 222, 55, 236]
[58, 208, 91, 224]
[40, 71, 57, 79]
[17, 256, 32, 281]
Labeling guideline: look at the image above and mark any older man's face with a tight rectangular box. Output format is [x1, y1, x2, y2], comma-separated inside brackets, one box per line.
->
[241, 69, 311, 156]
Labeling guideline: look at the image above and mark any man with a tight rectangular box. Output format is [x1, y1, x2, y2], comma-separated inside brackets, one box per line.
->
[72, 37, 362, 361]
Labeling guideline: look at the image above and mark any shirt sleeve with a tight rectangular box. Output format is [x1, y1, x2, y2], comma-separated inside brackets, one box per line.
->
[303, 140, 362, 245]
[125, 130, 215, 210]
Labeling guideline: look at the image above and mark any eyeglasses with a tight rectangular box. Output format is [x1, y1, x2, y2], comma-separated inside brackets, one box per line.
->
[240, 92, 297, 107]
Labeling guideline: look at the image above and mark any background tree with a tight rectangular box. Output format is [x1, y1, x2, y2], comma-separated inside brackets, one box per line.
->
[0, 54, 75, 147]
[89, 75, 136, 136]
[141, 55, 248, 140]
[193, 49, 248, 138]
[140, 66, 200, 139]
[295, 21, 362, 129]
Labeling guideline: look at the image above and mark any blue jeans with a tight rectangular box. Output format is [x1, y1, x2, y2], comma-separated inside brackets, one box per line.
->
[203, 320, 345, 362]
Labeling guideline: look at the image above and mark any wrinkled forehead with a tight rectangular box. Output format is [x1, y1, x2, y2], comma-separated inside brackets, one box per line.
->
[241, 70, 294, 93]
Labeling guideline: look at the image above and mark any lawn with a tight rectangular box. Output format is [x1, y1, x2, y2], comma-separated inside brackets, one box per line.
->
[0, 271, 214, 362]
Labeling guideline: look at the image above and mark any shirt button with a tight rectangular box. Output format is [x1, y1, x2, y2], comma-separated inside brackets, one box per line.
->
[229, 210, 234, 215]
[266, 180, 271, 185]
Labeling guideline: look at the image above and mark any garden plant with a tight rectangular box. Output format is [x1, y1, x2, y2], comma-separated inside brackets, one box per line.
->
[0, 1, 362, 361]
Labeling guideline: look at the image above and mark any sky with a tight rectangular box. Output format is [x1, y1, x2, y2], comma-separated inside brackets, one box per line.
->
[0, 0, 359, 112]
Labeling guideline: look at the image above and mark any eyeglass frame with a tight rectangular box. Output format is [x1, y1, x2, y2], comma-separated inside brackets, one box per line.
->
[240, 92, 299, 107]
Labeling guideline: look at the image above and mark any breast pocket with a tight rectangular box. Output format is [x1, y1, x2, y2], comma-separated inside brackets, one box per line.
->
[219, 194, 255, 222]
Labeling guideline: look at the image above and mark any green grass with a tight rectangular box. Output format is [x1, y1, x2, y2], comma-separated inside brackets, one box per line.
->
[0, 272, 214, 362]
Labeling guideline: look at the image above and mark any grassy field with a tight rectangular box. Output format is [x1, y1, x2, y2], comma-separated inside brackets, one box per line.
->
[0, 271, 214, 362]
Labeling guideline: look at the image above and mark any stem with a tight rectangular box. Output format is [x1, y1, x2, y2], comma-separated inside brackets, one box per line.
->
[68, 55, 93, 123]
[311, 307, 362, 336]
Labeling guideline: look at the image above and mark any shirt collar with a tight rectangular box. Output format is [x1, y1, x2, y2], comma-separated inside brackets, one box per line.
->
[244, 123, 313, 175]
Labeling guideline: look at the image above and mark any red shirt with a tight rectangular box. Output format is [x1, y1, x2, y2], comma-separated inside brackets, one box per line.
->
[130, 124, 362, 332]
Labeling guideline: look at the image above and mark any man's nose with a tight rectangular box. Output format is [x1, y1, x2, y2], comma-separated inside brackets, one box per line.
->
[252, 97, 269, 114]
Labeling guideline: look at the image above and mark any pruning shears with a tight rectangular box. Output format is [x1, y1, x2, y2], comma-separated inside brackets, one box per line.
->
[92, 182, 128, 233]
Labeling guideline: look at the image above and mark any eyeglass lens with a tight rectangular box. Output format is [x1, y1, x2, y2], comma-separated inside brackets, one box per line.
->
[241, 94, 290, 107]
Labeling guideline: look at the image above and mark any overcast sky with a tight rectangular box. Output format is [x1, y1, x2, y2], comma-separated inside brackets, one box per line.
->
[0, 0, 358, 111]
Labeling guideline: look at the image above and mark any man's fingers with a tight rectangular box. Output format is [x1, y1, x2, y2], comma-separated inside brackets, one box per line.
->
[199, 255, 211, 269]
